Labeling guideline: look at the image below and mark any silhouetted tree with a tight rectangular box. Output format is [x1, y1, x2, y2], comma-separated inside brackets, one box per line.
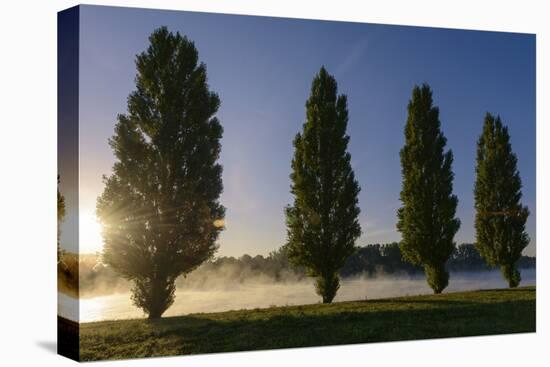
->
[57, 175, 65, 264]
[97, 27, 225, 319]
[285, 67, 361, 303]
[397, 84, 460, 293]
[380, 242, 422, 275]
[447, 243, 489, 271]
[456, 244, 484, 268]
[474, 113, 529, 287]
[341, 244, 381, 277]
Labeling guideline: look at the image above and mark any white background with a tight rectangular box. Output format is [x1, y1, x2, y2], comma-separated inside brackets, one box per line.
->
[0, 0, 548, 365]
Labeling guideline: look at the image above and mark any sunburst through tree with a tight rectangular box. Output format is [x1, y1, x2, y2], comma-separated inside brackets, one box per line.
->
[97, 27, 225, 319]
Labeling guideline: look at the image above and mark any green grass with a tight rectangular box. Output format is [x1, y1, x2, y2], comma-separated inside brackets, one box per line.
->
[77, 286, 535, 361]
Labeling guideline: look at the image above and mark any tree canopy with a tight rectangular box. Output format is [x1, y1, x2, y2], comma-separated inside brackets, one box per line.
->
[97, 27, 225, 318]
[285, 67, 361, 303]
[397, 84, 460, 293]
[474, 113, 529, 287]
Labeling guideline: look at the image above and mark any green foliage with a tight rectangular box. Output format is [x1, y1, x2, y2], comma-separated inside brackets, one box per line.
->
[397, 84, 460, 293]
[285, 67, 361, 303]
[97, 27, 225, 318]
[57, 175, 65, 264]
[314, 273, 340, 303]
[340, 243, 422, 277]
[424, 263, 449, 294]
[474, 113, 529, 288]
[447, 243, 490, 271]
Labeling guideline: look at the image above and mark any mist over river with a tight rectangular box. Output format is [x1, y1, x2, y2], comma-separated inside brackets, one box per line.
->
[59, 269, 535, 322]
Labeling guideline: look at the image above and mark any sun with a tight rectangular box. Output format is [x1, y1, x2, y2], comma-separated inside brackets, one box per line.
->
[80, 211, 104, 254]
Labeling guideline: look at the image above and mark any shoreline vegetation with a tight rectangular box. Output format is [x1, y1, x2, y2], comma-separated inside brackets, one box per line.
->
[57, 243, 536, 299]
[63, 286, 535, 361]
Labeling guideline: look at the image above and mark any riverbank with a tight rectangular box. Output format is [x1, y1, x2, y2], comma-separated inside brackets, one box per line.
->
[72, 286, 535, 361]
[60, 269, 536, 322]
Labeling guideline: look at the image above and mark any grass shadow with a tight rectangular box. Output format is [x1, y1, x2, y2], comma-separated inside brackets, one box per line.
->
[79, 294, 535, 361]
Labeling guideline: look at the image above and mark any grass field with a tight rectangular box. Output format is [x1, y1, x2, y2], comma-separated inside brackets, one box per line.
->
[74, 286, 535, 361]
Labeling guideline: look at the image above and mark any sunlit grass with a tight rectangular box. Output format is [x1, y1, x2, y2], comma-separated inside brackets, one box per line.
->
[76, 286, 535, 361]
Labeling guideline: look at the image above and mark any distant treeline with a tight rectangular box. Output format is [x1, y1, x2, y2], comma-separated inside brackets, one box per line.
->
[59, 243, 535, 298]
[210, 243, 535, 279]
[340, 243, 535, 277]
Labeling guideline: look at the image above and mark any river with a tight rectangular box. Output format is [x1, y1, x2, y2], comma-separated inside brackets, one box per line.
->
[58, 269, 535, 322]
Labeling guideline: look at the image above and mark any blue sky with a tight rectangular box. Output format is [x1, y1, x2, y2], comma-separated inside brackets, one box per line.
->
[73, 5, 536, 256]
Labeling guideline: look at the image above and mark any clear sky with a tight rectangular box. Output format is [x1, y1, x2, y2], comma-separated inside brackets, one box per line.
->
[63, 5, 536, 257]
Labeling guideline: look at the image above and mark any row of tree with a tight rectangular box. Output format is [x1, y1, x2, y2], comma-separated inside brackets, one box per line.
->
[341, 243, 534, 277]
[285, 74, 529, 301]
[56, 27, 531, 318]
[168, 243, 535, 280]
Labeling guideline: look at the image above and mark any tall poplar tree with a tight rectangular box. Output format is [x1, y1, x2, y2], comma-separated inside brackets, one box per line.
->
[285, 67, 361, 303]
[97, 27, 225, 319]
[474, 113, 529, 288]
[397, 84, 460, 294]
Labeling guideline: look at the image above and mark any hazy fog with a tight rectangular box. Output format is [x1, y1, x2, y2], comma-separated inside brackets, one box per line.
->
[59, 269, 535, 322]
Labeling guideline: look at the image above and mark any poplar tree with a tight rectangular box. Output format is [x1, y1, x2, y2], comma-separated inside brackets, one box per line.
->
[474, 113, 529, 288]
[397, 84, 460, 294]
[97, 27, 225, 319]
[285, 67, 361, 303]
